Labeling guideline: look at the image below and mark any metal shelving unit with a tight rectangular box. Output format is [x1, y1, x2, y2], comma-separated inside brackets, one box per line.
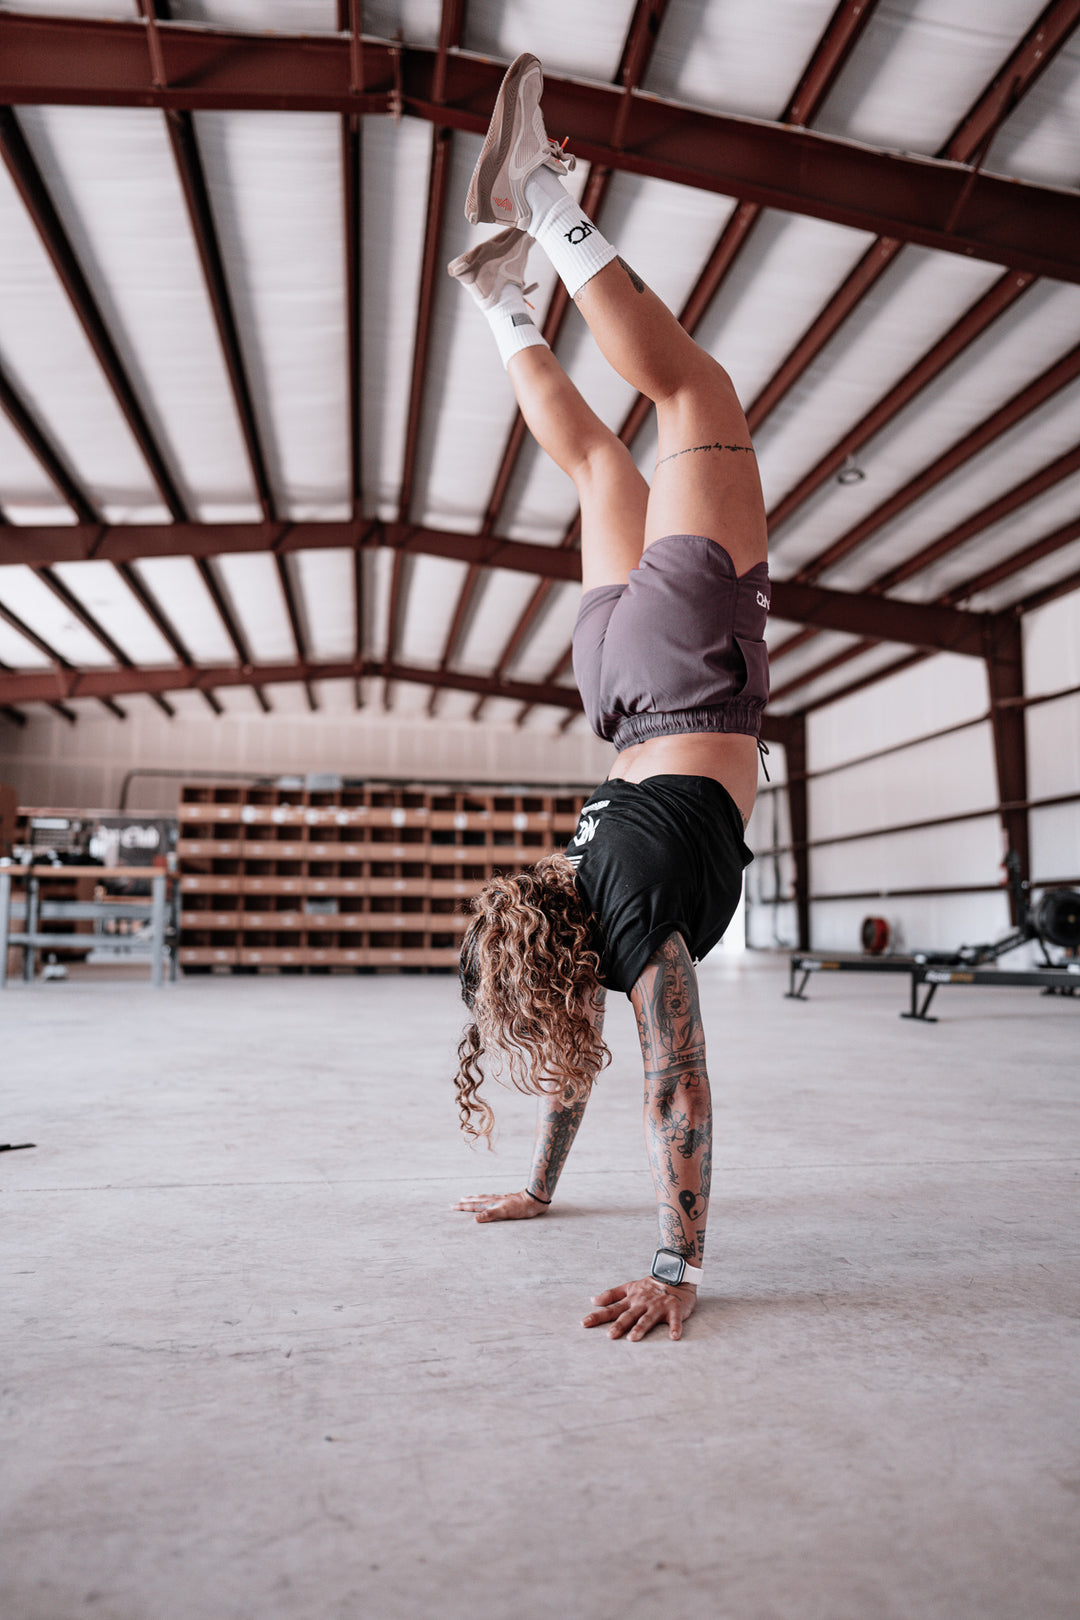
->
[176, 779, 588, 972]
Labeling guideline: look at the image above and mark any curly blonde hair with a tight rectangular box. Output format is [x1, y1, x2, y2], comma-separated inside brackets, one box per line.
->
[454, 853, 609, 1142]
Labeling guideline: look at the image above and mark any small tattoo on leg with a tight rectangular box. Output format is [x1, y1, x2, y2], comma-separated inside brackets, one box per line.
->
[656, 441, 756, 468]
[618, 256, 645, 294]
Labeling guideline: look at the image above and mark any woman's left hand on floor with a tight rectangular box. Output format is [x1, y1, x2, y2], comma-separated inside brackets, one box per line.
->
[583, 1276, 697, 1341]
[452, 1190, 548, 1222]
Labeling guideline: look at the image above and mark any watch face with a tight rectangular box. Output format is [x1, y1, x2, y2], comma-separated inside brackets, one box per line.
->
[651, 1249, 685, 1285]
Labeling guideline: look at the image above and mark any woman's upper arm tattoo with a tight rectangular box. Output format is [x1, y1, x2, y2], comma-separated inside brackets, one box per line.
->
[632, 933, 706, 1081]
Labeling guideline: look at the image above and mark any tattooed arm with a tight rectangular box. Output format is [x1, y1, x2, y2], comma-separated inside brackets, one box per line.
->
[584, 933, 710, 1341]
[453, 990, 605, 1224]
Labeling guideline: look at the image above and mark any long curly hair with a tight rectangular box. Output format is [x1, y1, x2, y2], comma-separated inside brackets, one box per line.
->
[454, 853, 609, 1143]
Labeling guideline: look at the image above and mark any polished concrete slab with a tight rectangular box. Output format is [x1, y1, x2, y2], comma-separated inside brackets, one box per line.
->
[2, 954, 1078, 1620]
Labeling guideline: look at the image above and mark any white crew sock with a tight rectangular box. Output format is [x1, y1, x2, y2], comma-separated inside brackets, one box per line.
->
[471, 280, 549, 370]
[523, 164, 617, 298]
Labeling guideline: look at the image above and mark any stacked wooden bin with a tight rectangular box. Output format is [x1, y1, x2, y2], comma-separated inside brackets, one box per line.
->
[176, 779, 588, 973]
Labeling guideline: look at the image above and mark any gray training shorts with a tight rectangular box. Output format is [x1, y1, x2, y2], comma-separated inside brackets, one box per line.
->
[571, 532, 771, 752]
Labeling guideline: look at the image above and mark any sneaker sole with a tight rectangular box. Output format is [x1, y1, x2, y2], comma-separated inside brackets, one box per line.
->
[465, 54, 541, 226]
[447, 227, 526, 283]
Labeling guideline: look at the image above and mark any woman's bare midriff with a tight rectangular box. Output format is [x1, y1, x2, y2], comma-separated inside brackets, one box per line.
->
[608, 732, 759, 826]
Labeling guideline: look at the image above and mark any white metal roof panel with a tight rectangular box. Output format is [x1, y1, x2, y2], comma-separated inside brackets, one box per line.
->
[464, 0, 637, 85]
[17, 103, 262, 524]
[0, 564, 116, 665]
[455, 567, 545, 676]
[51, 560, 178, 665]
[758, 247, 1008, 532]
[131, 555, 238, 664]
[397, 553, 471, 667]
[173, 0, 338, 30]
[813, 0, 1051, 155]
[193, 110, 349, 520]
[0, 409, 68, 524]
[0, 614, 51, 667]
[293, 548, 356, 661]
[643, 0, 841, 119]
[695, 210, 878, 408]
[783, 279, 1080, 589]
[0, 150, 169, 523]
[988, 34, 1080, 188]
[215, 551, 297, 661]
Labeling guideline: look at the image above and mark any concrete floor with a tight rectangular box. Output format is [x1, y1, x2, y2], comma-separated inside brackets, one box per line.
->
[2, 953, 1078, 1620]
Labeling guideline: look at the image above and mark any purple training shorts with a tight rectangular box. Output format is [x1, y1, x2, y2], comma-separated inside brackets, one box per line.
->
[571, 532, 770, 750]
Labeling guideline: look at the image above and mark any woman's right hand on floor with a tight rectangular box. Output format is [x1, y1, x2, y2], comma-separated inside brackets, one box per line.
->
[452, 1190, 548, 1222]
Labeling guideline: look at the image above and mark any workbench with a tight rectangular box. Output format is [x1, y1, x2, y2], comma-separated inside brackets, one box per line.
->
[0, 866, 171, 988]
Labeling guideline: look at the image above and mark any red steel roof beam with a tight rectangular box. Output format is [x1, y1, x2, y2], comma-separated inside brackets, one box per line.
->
[0, 656, 587, 713]
[162, 107, 277, 522]
[273, 550, 317, 711]
[3, 16, 1079, 277]
[194, 556, 271, 713]
[386, 0, 465, 698]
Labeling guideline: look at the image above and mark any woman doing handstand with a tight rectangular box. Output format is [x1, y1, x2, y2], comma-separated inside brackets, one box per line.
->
[449, 55, 770, 1342]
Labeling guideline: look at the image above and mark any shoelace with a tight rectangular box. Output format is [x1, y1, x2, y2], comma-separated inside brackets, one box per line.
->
[547, 135, 576, 172]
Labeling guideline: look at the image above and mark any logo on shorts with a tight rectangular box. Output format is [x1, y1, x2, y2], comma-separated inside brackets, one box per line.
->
[757, 590, 770, 611]
[565, 221, 594, 247]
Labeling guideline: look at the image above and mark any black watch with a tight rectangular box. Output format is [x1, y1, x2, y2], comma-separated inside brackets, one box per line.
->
[650, 1248, 703, 1286]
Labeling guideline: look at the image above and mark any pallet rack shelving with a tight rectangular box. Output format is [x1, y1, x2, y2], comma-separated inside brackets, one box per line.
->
[176, 780, 588, 973]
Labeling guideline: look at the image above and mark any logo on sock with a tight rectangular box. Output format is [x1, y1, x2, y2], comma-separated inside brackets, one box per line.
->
[510, 313, 534, 327]
[564, 221, 594, 247]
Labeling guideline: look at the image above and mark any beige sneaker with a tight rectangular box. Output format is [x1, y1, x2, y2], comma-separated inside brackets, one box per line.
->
[464, 53, 575, 227]
[447, 226, 537, 309]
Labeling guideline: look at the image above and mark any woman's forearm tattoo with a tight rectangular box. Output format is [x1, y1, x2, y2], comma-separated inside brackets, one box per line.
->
[632, 934, 712, 1263]
[528, 1090, 588, 1204]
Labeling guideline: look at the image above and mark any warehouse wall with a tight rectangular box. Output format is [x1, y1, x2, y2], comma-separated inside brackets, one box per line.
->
[746, 587, 1080, 958]
[1024, 591, 1080, 892]
[0, 681, 613, 812]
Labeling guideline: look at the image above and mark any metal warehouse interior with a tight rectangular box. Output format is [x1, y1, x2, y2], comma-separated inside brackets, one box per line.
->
[1, 3, 1078, 1618]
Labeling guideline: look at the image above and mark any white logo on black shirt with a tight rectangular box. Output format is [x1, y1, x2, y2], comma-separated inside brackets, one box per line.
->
[573, 800, 609, 847]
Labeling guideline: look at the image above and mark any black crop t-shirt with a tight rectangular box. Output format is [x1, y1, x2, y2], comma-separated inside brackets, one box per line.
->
[564, 775, 753, 996]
